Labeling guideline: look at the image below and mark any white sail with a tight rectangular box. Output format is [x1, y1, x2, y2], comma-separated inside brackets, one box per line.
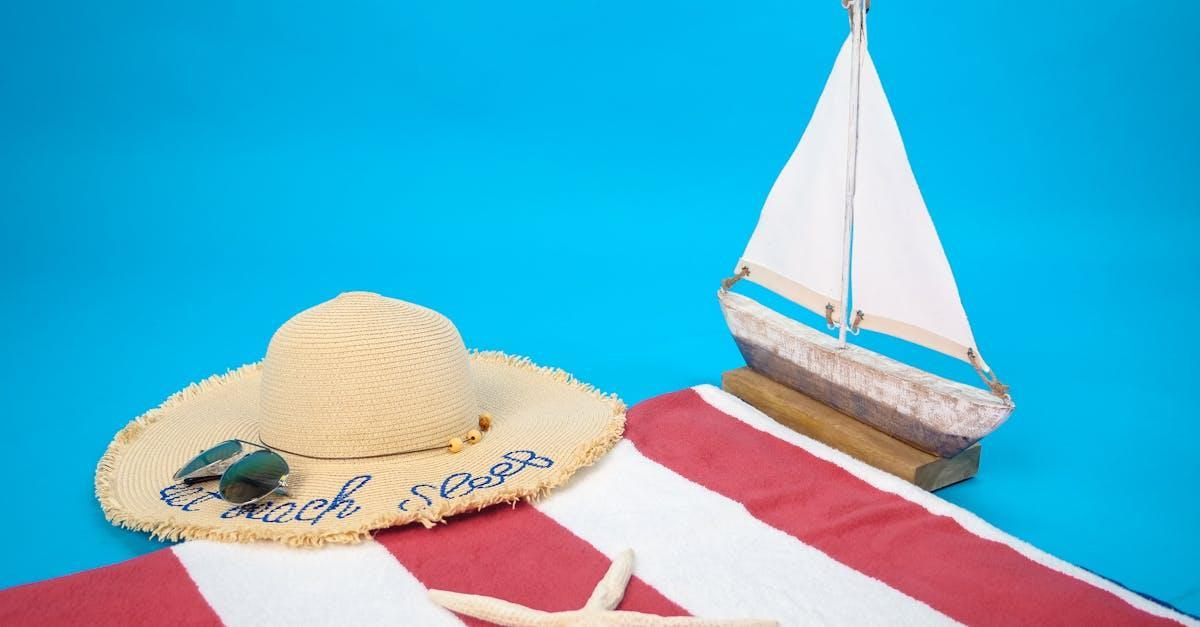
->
[736, 31, 992, 371]
[850, 48, 989, 369]
[735, 40, 856, 320]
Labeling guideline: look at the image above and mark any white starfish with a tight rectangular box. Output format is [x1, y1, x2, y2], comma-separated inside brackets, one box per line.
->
[428, 548, 778, 626]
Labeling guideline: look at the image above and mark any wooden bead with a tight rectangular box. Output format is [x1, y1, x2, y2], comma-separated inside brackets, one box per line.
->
[478, 413, 493, 431]
[466, 429, 482, 444]
[448, 437, 464, 453]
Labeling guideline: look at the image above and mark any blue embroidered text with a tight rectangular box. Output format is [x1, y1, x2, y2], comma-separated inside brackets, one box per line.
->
[158, 475, 372, 525]
[398, 450, 554, 512]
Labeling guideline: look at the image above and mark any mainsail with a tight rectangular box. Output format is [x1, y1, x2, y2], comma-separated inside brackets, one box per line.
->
[851, 49, 986, 370]
[734, 27, 993, 372]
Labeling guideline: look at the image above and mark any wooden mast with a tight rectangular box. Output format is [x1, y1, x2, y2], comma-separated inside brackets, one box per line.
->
[837, 0, 867, 348]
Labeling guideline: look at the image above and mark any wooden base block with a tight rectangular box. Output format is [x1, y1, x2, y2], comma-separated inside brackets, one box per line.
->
[722, 367, 980, 491]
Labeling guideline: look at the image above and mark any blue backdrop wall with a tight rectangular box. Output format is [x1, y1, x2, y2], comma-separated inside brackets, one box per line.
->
[2, 0, 1198, 613]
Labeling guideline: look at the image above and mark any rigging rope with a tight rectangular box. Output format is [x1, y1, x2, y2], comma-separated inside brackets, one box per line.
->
[967, 348, 1011, 400]
[720, 266, 750, 292]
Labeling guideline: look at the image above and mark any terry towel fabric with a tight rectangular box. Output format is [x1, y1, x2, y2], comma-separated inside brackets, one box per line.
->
[2, 385, 1194, 626]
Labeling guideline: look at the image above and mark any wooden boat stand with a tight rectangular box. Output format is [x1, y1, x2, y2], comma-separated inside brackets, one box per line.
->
[722, 367, 980, 491]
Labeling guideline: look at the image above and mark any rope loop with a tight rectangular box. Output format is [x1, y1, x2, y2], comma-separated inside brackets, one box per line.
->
[849, 310, 864, 335]
[720, 266, 750, 292]
[967, 348, 1011, 400]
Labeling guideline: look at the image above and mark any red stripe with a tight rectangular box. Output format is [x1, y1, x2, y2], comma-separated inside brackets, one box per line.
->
[0, 548, 220, 627]
[625, 389, 1180, 627]
[375, 502, 687, 625]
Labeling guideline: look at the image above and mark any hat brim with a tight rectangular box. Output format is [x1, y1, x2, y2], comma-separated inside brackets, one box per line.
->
[95, 351, 625, 546]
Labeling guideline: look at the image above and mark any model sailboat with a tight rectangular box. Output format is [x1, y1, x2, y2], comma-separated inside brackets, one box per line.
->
[719, 0, 1014, 458]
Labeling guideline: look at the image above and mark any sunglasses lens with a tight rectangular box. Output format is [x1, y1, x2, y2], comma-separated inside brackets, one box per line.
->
[174, 440, 244, 480]
[219, 450, 288, 505]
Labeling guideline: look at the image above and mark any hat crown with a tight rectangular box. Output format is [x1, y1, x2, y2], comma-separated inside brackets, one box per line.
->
[258, 292, 477, 458]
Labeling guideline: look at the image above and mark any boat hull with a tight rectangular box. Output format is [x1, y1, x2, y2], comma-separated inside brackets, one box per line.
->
[719, 290, 1013, 458]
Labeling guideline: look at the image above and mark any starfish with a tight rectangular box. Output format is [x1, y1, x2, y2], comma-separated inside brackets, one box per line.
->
[428, 548, 778, 626]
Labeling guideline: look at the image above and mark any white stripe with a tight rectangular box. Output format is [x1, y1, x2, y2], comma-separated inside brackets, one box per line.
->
[536, 441, 958, 626]
[694, 384, 1198, 626]
[173, 539, 462, 627]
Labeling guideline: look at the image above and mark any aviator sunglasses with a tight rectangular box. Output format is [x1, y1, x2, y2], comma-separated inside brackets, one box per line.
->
[173, 440, 290, 506]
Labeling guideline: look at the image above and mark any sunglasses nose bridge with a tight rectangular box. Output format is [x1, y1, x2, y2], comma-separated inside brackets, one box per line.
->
[174, 440, 248, 481]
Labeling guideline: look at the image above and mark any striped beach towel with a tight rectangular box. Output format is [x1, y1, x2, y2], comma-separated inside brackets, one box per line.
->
[1, 385, 1193, 626]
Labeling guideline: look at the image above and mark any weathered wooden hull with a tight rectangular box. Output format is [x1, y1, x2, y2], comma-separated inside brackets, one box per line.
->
[719, 290, 1013, 457]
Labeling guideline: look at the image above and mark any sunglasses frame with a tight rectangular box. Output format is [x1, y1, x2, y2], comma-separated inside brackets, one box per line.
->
[175, 439, 291, 506]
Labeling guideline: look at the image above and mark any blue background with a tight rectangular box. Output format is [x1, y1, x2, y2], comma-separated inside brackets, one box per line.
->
[2, 0, 1198, 614]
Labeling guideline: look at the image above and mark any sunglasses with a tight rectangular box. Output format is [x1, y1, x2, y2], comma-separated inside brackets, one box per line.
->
[173, 439, 291, 506]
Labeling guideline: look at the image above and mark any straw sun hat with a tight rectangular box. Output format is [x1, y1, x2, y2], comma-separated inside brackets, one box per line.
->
[95, 292, 626, 545]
